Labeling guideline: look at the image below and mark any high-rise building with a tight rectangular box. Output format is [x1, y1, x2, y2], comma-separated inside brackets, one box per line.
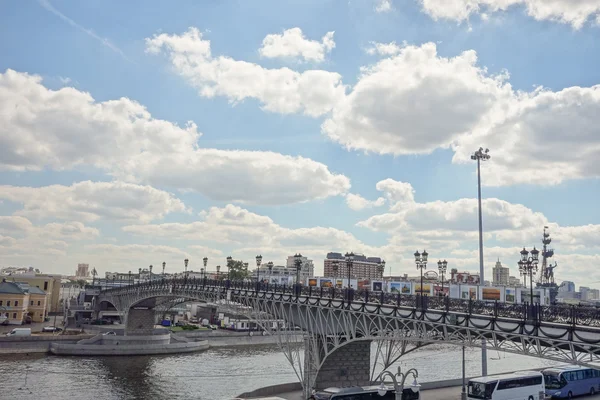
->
[589, 289, 600, 301]
[285, 256, 315, 281]
[323, 253, 384, 280]
[559, 281, 575, 293]
[492, 259, 509, 286]
[580, 286, 591, 301]
[76, 264, 90, 278]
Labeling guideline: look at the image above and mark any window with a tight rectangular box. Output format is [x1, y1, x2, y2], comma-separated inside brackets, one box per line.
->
[577, 371, 584, 380]
[37, 301, 41, 306]
[0, 301, 2, 306]
[7, 301, 10, 307]
[44, 282, 48, 291]
[14, 301, 18, 307]
[12, 313, 16, 318]
[30, 301, 33, 306]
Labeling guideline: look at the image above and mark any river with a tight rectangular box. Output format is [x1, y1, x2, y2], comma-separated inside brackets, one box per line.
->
[0, 344, 565, 399]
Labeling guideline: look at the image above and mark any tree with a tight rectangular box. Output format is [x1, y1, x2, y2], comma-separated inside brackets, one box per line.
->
[227, 259, 249, 280]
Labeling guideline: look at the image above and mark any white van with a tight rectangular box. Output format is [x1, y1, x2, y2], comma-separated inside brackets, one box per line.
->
[5, 328, 32, 337]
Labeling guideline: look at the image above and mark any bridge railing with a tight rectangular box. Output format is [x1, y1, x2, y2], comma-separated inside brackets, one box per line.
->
[98, 278, 600, 328]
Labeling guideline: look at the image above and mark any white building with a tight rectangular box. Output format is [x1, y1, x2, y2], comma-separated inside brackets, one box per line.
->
[285, 255, 315, 281]
[492, 259, 509, 286]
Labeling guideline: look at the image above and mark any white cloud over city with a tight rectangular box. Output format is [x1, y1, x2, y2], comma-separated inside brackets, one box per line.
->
[1, 1, 600, 292]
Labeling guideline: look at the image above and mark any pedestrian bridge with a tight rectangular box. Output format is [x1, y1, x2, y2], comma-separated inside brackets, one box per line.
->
[96, 279, 600, 394]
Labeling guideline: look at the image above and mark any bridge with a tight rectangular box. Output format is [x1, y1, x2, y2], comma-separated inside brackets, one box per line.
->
[96, 279, 600, 397]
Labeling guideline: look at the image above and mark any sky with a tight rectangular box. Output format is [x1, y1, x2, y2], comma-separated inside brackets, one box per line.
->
[1, 0, 600, 288]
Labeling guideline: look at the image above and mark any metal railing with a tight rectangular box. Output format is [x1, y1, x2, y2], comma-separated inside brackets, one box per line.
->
[99, 277, 600, 328]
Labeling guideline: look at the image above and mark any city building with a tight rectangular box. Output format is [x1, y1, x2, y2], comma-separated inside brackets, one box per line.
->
[492, 259, 509, 286]
[0, 273, 61, 313]
[323, 253, 385, 280]
[285, 255, 315, 281]
[251, 264, 300, 283]
[75, 263, 90, 278]
[449, 268, 481, 285]
[559, 281, 576, 293]
[508, 276, 523, 287]
[0, 279, 48, 324]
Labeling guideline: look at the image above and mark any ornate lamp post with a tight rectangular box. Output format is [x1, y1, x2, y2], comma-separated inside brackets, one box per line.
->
[162, 262, 166, 280]
[202, 257, 208, 280]
[294, 254, 303, 295]
[226, 256, 232, 280]
[471, 147, 490, 377]
[138, 268, 142, 284]
[518, 247, 540, 305]
[216, 265, 221, 280]
[344, 252, 355, 289]
[267, 261, 273, 284]
[256, 254, 262, 281]
[184, 258, 189, 284]
[128, 270, 132, 285]
[149, 265, 153, 282]
[414, 250, 428, 299]
[332, 260, 339, 286]
[437, 259, 448, 297]
[377, 366, 420, 400]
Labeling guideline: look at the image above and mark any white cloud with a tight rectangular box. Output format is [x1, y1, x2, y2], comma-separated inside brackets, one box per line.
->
[376, 179, 415, 205]
[375, 0, 393, 13]
[146, 27, 346, 117]
[0, 216, 99, 260]
[0, 181, 187, 223]
[0, 69, 199, 172]
[419, 0, 600, 29]
[322, 42, 513, 155]
[453, 85, 600, 186]
[0, 69, 350, 205]
[259, 28, 335, 63]
[321, 42, 600, 187]
[345, 193, 386, 211]
[123, 204, 375, 262]
[365, 41, 405, 56]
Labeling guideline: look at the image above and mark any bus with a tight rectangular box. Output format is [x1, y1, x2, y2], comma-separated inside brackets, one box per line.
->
[543, 366, 600, 398]
[467, 371, 545, 400]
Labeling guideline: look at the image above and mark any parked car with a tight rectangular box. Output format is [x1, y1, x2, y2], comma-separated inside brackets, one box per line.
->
[5, 328, 31, 337]
[42, 326, 62, 332]
[102, 331, 116, 336]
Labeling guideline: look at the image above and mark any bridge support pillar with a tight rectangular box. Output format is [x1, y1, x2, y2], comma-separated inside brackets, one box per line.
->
[304, 337, 372, 397]
[125, 298, 157, 336]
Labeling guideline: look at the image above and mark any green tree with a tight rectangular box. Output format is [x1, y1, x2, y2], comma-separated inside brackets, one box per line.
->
[227, 259, 249, 280]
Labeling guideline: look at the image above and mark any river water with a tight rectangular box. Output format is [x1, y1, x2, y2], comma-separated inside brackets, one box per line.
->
[0, 344, 565, 400]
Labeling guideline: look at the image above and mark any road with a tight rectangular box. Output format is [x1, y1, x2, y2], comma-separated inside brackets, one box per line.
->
[0, 316, 64, 334]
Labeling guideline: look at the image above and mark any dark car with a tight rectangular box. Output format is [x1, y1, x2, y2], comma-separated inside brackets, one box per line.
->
[42, 326, 63, 332]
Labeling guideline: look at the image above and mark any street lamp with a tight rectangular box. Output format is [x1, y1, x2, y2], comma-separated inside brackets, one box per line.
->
[128, 270, 131, 285]
[184, 258, 189, 283]
[344, 252, 355, 289]
[267, 261, 273, 284]
[471, 147, 490, 377]
[438, 260, 448, 297]
[518, 247, 540, 305]
[216, 265, 221, 280]
[162, 262, 166, 280]
[226, 256, 232, 280]
[332, 260, 339, 281]
[203, 257, 208, 270]
[378, 260, 386, 278]
[149, 265, 153, 282]
[414, 250, 428, 300]
[294, 254, 303, 286]
[377, 366, 420, 400]
[256, 255, 262, 284]
[138, 268, 142, 284]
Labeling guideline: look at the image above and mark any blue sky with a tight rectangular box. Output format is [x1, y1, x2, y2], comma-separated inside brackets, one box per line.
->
[1, 0, 600, 288]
